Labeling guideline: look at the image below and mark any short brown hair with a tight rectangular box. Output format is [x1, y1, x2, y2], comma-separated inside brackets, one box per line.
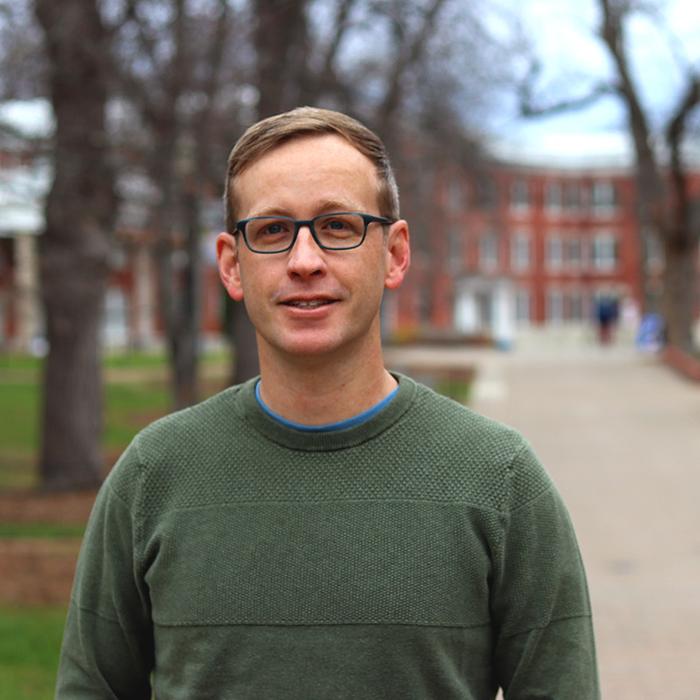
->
[224, 106, 399, 233]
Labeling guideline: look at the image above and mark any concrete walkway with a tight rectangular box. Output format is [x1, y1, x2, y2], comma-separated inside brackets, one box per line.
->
[387, 344, 700, 699]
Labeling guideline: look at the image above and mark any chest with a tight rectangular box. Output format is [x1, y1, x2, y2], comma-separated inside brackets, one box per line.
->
[143, 500, 499, 628]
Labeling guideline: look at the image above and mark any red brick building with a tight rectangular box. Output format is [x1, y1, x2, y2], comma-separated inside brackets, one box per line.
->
[385, 153, 697, 347]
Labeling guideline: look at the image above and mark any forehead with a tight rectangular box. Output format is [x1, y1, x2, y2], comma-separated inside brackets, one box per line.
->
[232, 134, 380, 217]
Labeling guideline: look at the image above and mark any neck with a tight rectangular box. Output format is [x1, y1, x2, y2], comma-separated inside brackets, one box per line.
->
[256, 334, 396, 426]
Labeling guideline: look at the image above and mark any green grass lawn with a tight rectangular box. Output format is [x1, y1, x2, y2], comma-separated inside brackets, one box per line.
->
[0, 351, 228, 489]
[0, 380, 170, 489]
[0, 522, 86, 539]
[0, 606, 67, 700]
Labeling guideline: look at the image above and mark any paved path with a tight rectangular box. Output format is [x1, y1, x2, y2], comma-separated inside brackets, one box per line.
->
[389, 343, 700, 698]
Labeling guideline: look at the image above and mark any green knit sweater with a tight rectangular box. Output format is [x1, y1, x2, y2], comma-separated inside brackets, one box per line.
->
[56, 374, 599, 699]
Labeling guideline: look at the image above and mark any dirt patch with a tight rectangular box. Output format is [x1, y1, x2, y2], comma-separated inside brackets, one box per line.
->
[0, 538, 81, 606]
[0, 489, 97, 524]
[0, 490, 97, 606]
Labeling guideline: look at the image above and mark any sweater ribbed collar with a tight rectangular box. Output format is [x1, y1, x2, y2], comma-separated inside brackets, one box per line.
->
[235, 372, 417, 452]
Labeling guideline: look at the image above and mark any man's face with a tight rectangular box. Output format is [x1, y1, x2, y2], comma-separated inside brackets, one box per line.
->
[217, 133, 409, 365]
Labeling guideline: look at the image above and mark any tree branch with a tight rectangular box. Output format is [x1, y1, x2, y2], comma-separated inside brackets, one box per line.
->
[666, 72, 700, 157]
[192, 0, 232, 185]
[598, 0, 657, 171]
[377, 0, 449, 133]
[666, 71, 700, 240]
[318, 0, 358, 90]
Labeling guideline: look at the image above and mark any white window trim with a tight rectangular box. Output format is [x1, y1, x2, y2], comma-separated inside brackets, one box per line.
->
[510, 180, 531, 213]
[546, 234, 564, 271]
[591, 181, 617, 217]
[479, 233, 499, 271]
[510, 232, 531, 272]
[546, 287, 564, 324]
[592, 232, 619, 272]
[516, 288, 532, 324]
[545, 182, 562, 213]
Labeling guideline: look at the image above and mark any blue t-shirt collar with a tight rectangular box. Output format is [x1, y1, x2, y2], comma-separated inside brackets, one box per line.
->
[254, 380, 399, 433]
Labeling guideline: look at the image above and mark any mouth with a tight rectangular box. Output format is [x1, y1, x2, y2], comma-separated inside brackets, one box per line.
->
[281, 298, 338, 309]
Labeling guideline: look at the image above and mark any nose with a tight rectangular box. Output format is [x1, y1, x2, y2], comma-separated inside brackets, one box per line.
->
[286, 225, 326, 279]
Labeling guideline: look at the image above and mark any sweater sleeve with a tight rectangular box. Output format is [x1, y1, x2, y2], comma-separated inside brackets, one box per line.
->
[491, 441, 600, 699]
[55, 442, 154, 699]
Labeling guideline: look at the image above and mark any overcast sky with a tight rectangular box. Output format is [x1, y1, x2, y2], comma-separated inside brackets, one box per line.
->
[487, 0, 700, 158]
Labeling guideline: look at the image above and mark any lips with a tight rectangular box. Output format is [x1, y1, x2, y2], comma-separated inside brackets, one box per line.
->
[279, 295, 339, 309]
[284, 299, 335, 308]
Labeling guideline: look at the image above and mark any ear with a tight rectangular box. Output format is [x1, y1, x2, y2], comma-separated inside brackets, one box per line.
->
[384, 220, 410, 290]
[216, 232, 245, 302]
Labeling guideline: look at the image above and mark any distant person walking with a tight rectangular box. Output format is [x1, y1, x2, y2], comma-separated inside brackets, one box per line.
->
[595, 295, 619, 344]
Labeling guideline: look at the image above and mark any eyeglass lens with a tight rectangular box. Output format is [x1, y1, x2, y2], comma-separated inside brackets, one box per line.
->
[246, 213, 366, 252]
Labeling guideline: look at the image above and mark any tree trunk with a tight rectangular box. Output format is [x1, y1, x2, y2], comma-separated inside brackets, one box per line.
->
[34, 0, 114, 489]
[149, 125, 202, 409]
[662, 236, 697, 351]
[152, 176, 202, 409]
[39, 251, 106, 489]
[254, 0, 310, 117]
[171, 188, 202, 408]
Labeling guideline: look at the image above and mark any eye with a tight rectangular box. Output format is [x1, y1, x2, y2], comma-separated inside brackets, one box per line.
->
[253, 219, 292, 238]
[262, 221, 287, 235]
[317, 214, 363, 237]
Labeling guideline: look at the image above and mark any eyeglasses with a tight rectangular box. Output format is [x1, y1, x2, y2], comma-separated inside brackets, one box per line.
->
[234, 211, 395, 254]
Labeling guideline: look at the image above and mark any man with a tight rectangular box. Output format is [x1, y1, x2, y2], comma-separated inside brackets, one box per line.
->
[56, 107, 599, 699]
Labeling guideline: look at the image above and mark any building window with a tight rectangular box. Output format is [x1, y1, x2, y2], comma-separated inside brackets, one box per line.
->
[563, 182, 582, 210]
[592, 233, 619, 271]
[475, 291, 493, 330]
[474, 176, 497, 210]
[516, 288, 531, 323]
[510, 232, 531, 272]
[448, 225, 464, 270]
[546, 288, 564, 323]
[592, 181, 618, 214]
[448, 179, 467, 211]
[545, 182, 562, 212]
[546, 234, 564, 271]
[510, 179, 531, 211]
[566, 289, 587, 321]
[479, 233, 499, 270]
[566, 237, 583, 270]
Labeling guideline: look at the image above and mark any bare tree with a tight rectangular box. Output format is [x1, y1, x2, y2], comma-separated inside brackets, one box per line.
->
[372, 0, 450, 139]
[34, 0, 116, 489]
[519, 0, 700, 351]
[110, 0, 242, 407]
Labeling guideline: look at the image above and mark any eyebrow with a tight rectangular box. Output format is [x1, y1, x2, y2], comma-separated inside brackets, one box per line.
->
[314, 199, 362, 213]
[248, 199, 364, 219]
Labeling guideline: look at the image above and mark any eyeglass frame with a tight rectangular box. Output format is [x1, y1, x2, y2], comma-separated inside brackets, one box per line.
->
[234, 211, 396, 254]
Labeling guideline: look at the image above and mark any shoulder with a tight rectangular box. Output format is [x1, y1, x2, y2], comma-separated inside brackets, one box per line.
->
[401, 378, 553, 512]
[134, 383, 246, 458]
[105, 382, 250, 500]
[408, 379, 524, 462]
